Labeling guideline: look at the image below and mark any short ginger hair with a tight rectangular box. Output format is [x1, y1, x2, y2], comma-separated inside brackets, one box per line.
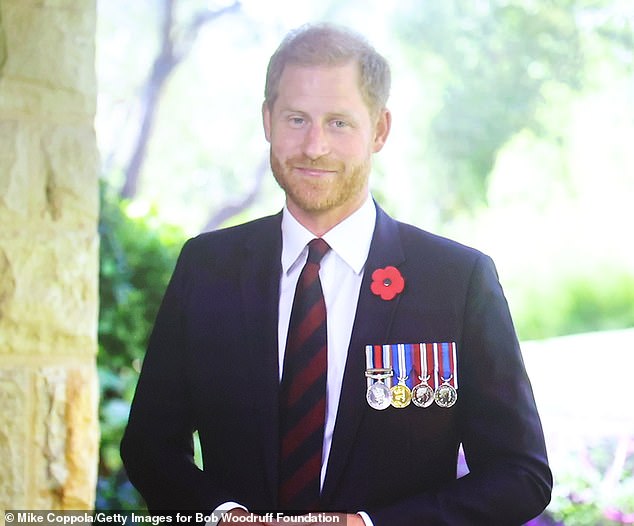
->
[264, 23, 391, 116]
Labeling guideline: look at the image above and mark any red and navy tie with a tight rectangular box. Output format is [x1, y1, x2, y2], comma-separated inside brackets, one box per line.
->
[279, 238, 330, 511]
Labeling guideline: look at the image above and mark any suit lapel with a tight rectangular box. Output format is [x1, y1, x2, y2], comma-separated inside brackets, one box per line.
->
[239, 213, 283, 505]
[321, 205, 405, 504]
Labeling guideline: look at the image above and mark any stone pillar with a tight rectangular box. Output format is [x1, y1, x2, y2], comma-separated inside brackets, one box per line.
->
[0, 0, 99, 512]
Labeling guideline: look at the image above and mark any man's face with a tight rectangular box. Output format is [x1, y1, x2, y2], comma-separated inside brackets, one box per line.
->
[263, 62, 390, 231]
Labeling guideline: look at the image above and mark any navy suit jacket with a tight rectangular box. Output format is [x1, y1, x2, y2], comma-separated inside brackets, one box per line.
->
[121, 204, 552, 525]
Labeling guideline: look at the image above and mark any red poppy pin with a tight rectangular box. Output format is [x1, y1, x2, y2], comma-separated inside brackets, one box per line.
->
[370, 266, 405, 301]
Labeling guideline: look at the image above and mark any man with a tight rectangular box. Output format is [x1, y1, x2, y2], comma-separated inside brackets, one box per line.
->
[121, 23, 552, 525]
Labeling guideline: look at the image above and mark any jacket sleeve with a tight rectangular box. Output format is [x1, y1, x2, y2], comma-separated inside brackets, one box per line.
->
[120, 239, 232, 512]
[368, 254, 552, 525]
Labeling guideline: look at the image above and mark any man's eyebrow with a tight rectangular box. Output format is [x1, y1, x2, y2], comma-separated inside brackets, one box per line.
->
[327, 111, 357, 119]
[279, 108, 308, 115]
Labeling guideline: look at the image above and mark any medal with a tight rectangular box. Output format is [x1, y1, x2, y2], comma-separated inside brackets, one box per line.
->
[366, 381, 391, 410]
[434, 382, 458, 408]
[412, 383, 435, 407]
[434, 342, 458, 408]
[365, 345, 393, 410]
[411, 343, 434, 408]
[390, 344, 412, 408]
[365, 341, 458, 410]
[390, 383, 411, 408]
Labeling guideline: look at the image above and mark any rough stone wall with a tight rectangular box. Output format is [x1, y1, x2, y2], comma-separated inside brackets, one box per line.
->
[0, 0, 99, 512]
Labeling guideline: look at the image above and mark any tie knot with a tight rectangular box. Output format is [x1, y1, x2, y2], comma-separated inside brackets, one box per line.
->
[307, 238, 330, 265]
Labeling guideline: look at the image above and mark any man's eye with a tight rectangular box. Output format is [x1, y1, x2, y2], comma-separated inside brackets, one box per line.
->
[332, 120, 348, 128]
[289, 117, 305, 126]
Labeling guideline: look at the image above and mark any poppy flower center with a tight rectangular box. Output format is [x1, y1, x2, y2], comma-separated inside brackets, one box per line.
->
[383, 278, 392, 287]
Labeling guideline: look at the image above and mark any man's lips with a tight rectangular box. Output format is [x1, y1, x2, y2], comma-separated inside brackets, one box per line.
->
[293, 165, 338, 176]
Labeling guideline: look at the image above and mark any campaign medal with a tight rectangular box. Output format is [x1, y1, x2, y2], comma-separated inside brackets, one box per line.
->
[434, 342, 458, 408]
[365, 345, 393, 410]
[367, 381, 392, 410]
[411, 343, 434, 408]
[390, 344, 412, 408]
[435, 382, 457, 408]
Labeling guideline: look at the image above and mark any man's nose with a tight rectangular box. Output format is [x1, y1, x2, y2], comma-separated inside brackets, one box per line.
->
[302, 124, 330, 160]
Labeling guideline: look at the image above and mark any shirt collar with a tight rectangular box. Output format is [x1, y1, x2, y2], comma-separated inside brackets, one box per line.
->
[281, 196, 376, 276]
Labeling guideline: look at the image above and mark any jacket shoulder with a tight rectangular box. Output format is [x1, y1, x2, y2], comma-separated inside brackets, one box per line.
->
[395, 219, 486, 266]
[180, 212, 281, 255]
[191, 212, 281, 245]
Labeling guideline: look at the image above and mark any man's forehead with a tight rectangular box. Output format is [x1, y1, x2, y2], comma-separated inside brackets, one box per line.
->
[278, 61, 360, 80]
[276, 63, 363, 99]
[268, 61, 378, 118]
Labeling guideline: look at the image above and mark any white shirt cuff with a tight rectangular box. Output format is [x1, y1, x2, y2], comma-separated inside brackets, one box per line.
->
[205, 502, 248, 526]
[357, 511, 375, 526]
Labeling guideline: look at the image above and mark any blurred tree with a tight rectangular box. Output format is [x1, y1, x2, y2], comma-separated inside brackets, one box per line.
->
[98, 0, 348, 233]
[397, 0, 587, 219]
[119, 0, 241, 200]
[98, 0, 633, 230]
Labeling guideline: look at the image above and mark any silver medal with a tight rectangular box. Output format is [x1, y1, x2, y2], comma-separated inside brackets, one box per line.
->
[366, 381, 392, 410]
[434, 383, 458, 408]
[411, 382, 435, 408]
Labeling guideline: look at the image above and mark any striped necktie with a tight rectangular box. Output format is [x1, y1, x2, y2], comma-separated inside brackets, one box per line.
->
[278, 238, 330, 510]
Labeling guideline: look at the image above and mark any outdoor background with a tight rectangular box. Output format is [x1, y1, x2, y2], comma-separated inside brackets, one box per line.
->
[94, 1, 634, 524]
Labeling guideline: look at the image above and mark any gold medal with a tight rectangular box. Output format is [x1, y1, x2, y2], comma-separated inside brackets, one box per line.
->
[389, 343, 412, 408]
[390, 382, 411, 408]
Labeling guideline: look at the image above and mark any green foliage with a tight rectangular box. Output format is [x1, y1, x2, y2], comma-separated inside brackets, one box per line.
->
[513, 269, 634, 341]
[548, 438, 634, 526]
[97, 183, 185, 509]
[397, 0, 584, 217]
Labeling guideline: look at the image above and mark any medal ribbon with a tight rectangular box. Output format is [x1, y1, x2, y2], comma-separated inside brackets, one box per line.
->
[390, 343, 412, 385]
[405, 344, 418, 388]
[391, 345, 400, 385]
[365, 344, 391, 387]
[402, 344, 413, 388]
[451, 342, 458, 389]
[382, 345, 393, 388]
[411, 344, 420, 383]
[412, 343, 433, 386]
[365, 345, 373, 390]
[438, 342, 458, 388]
[368, 342, 457, 391]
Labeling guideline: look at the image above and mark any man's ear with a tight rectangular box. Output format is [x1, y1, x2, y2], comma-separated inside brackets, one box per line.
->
[262, 101, 272, 143]
[372, 108, 391, 153]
